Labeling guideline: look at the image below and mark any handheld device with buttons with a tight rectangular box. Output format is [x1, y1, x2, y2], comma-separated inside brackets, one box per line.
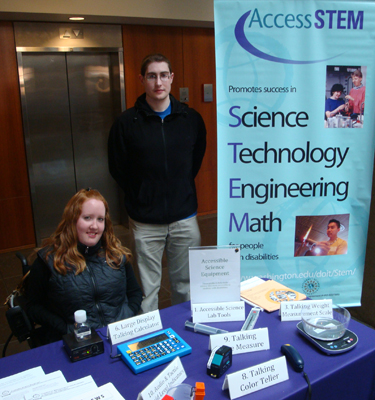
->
[281, 343, 304, 372]
[117, 328, 191, 374]
[207, 345, 232, 378]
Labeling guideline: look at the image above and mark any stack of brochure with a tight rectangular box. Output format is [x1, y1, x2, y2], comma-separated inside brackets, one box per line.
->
[240, 277, 306, 312]
[0, 366, 125, 400]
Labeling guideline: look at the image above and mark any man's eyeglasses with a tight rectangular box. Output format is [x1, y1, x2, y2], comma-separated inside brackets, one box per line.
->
[145, 73, 171, 82]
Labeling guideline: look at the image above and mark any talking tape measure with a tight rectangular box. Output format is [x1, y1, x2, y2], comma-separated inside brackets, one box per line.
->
[207, 345, 232, 378]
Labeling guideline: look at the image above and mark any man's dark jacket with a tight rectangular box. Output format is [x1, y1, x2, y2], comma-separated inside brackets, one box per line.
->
[108, 93, 207, 224]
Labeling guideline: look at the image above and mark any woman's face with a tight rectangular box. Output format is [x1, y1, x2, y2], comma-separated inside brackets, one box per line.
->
[76, 199, 105, 247]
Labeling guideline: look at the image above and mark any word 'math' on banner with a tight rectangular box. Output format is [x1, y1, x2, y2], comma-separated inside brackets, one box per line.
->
[214, 0, 375, 306]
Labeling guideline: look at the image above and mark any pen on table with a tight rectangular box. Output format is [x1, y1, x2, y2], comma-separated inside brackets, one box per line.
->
[185, 321, 228, 335]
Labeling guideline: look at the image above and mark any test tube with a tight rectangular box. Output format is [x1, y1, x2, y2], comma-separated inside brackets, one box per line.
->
[185, 320, 228, 335]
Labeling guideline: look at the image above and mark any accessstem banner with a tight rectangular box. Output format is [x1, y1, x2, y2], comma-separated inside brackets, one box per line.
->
[214, 0, 375, 306]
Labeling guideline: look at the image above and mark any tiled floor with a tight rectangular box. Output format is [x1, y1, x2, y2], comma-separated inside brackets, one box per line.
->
[0, 213, 217, 357]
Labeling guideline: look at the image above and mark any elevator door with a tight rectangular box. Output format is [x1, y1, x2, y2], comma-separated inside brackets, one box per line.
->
[21, 51, 123, 244]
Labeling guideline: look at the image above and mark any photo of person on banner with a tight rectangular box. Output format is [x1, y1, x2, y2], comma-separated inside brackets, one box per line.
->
[294, 215, 349, 257]
[345, 69, 366, 118]
[325, 83, 346, 119]
[324, 66, 366, 128]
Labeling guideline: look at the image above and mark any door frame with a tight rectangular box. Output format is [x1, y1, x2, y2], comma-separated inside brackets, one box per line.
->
[17, 47, 125, 245]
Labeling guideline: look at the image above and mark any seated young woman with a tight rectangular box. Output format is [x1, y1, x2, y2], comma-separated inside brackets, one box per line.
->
[24, 188, 143, 343]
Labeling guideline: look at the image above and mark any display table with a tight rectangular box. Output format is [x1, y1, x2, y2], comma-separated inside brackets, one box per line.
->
[1, 301, 375, 400]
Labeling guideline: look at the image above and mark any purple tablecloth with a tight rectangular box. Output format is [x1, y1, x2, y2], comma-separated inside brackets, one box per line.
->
[1, 302, 375, 399]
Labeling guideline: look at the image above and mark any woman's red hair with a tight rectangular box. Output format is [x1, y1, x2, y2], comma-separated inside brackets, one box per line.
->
[42, 188, 131, 275]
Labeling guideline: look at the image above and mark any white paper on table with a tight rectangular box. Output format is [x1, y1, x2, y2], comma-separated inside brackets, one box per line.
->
[240, 277, 266, 310]
[68, 382, 125, 400]
[22, 375, 97, 400]
[0, 366, 45, 395]
[3, 370, 66, 400]
[240, 277, 266, 291]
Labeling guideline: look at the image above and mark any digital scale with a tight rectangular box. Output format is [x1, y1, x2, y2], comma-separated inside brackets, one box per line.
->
[117, 328, 192, 374]
[297, 321, 358, 355]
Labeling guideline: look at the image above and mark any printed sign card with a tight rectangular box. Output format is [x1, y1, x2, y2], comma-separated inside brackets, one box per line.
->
[209, 327, 270, 354]
[189, 246, 241, 305]
[223, 356, 289, 399]
[137, 357, 187, 400]
[108, 310, 162, 345]
[192, 301, 245, 323]
[280, 299, 332, 321]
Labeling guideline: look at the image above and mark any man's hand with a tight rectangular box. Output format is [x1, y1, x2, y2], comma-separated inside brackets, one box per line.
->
[315, 241, 330, 256]
[295, 242, 313, 257]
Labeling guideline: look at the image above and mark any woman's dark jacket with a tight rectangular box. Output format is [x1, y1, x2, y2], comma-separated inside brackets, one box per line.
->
[24, 241, 143, 342]
[108, 93, 207, 224]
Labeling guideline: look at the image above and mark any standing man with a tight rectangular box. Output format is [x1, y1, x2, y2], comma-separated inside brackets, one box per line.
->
[108, 54, 206, 312]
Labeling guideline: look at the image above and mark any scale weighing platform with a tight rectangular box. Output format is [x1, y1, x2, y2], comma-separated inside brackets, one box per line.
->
[117, 328, 192, 374]
[297, 321, 358, 355]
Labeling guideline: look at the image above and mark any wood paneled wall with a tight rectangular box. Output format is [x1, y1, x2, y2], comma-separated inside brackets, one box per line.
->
[122, 25, 217, 215]
[0, 22, 35, 252]
[0, 23, 217, 251]
[122, 26, 184, 107]
[183, 27, 217, 215]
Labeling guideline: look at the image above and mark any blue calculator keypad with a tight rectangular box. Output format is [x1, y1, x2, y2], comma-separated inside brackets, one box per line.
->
[130, 336, 181, 365]
[117, 328, 192, 374]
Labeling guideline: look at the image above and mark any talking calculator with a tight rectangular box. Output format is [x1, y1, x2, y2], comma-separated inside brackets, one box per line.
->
[117, 328, 192, 374]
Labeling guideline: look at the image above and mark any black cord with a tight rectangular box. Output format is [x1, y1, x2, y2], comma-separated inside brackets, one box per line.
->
[94, 329, 119, 360]
[2, 333, 13, 358]
[110, 353, 122, 360]
[303, 372, 312, 400]
[96, 330, 109, 340]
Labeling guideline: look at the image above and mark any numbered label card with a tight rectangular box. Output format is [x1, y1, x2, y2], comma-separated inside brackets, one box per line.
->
[192, 301, 245, 323]
[280, 299, 332, 321]
[223, 356, 288, 399]
[108, 310, 162, 345]
[137, 357, 187, 400]
[209, 328, 270, 354]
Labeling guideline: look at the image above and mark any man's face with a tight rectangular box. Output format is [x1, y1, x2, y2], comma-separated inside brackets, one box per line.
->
[327, 222, 340, 240]
[352, 75, 362, 87]
[139, 61, 174, 104]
